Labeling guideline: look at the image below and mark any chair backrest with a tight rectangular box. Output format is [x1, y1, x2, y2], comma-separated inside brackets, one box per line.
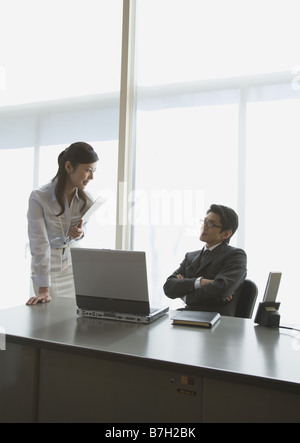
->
[235, 279, 258, 319]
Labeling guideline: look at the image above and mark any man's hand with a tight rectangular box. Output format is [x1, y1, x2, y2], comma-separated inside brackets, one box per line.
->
[200, 278, 234, 302]
[176, 274, 234, 303]
[225, 294, 234, 302]
[200, 278, 214, 286]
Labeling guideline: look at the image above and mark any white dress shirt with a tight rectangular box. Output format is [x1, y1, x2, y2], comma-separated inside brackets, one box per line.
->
[27, 180, 93, 288]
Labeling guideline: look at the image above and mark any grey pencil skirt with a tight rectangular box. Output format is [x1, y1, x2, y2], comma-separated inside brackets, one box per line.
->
[32, 246, 76, 298]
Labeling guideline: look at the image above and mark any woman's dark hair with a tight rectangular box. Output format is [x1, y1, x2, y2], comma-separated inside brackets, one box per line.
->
[52, 142, 99, 216]
[207, 204, 239, 243]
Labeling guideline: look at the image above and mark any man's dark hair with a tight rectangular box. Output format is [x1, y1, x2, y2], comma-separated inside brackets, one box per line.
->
[207, 204, 239, 243]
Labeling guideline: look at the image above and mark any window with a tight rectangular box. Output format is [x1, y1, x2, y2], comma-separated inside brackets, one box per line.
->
[0, 147, 34, 310]
[245, 97, 300, 323]
[136, 0, 300, 85]
[133, 104, 239, 309]
[0, 0, 122, 308]
[0, 0, 122, 105]
[133, 0, 300, 320]
[1, 0, 300, 324]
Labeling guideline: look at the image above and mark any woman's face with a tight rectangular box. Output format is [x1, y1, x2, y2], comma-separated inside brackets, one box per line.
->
[66, 161, 98, 190]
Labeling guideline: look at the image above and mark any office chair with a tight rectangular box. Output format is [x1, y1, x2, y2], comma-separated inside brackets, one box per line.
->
[235, 279, 258, 319]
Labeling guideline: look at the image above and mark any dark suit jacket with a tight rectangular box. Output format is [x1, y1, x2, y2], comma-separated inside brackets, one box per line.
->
[163, 242, 247, 316]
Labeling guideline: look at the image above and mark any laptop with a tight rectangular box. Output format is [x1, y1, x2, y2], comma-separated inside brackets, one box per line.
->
[262, 272, 282, 302]
[71, 248, 169, 323]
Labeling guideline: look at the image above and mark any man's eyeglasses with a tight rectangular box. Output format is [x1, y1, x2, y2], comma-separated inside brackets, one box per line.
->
[200, 219, 223, 229]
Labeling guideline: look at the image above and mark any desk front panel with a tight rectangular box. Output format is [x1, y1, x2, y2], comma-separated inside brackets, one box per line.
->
[38, 348, 203, 423]
[1, 298, 300, 423]
[203, 377, 300, 423]
[0, 342, 39, 423]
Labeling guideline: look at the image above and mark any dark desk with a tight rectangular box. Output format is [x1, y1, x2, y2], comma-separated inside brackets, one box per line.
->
[0, 297, 300, 423]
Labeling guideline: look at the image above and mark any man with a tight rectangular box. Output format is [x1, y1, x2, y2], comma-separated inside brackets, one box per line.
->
[163, 204, 247, 316]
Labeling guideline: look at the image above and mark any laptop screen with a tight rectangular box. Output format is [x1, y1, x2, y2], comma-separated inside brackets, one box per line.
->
[71, 248, 151, 315]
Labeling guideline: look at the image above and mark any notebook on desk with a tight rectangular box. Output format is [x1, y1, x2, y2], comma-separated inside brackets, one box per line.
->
[71, 248, 169, 324]
[171, 310, 220, 328]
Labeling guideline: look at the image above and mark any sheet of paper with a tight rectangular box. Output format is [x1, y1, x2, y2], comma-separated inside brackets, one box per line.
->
[81, 196, 105, 223]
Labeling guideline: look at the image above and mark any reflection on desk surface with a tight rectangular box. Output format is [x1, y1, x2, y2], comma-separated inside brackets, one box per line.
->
[1, 297, 300, 385]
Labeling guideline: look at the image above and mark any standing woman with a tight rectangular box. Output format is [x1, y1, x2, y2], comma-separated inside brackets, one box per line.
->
[26, 142, 99, 305]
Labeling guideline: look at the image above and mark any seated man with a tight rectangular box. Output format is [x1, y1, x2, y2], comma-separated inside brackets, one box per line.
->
[163, 204, 247, 316]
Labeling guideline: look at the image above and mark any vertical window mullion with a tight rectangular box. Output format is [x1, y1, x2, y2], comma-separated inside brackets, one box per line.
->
[116, 0, 137, 250]
[237, 87, 248, 250]
[33, 116, 41, 189]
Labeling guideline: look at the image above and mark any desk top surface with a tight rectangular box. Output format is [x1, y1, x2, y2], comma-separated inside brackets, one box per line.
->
[1, 297, 300, 388]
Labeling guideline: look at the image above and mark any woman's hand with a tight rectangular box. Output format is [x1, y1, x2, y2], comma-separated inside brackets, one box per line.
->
[26, 287, 51, 305]
[68, 219, 84, 239]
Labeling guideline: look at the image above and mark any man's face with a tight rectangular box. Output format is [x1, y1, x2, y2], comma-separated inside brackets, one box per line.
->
[199, 212, 232, 247]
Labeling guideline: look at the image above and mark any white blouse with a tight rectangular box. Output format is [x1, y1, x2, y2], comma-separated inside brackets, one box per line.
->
[27, 180, 93, 288]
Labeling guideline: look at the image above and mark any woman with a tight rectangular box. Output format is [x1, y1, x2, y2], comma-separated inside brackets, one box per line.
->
[26, 141, 99, 305]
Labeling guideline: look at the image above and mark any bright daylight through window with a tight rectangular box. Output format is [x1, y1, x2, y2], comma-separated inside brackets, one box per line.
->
[0, 0, 122, 309]
[133, 0, 300, 319]
[0, 0, 300, 324]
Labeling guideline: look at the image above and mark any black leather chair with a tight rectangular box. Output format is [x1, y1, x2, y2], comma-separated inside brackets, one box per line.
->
[235, 279, 258, 319]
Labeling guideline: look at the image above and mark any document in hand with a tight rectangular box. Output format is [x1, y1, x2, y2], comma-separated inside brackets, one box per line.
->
[82, 196, 105, 223]
[171, 310, 220, 328]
